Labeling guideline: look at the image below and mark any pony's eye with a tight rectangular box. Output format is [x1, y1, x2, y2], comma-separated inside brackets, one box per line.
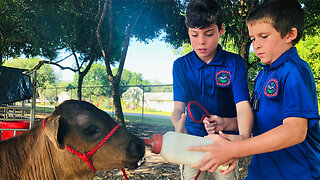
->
[83, 125, 101, 135]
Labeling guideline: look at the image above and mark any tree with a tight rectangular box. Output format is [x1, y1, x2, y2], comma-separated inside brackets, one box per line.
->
[0, 0, 57, 65]
[75, 63, 111, 98]
[96, 0, 186, 125]
[25, 0, 111, 100]
[122, 87, 143, 110]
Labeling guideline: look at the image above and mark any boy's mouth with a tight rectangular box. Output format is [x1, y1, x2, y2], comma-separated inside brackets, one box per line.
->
[198, 48, 207, 53]
[256, 52, 265, 58]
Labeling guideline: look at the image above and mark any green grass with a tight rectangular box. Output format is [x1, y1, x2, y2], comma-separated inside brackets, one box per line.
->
[109, 108, 172, 116]
[36, 106, 55, 114]
[124, 115, 172, 127]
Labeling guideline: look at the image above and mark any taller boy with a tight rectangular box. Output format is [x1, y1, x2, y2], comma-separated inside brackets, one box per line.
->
[171, 0, 253, 179]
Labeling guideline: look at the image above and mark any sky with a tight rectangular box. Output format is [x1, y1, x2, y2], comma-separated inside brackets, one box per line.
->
[55, 38, 180, 84]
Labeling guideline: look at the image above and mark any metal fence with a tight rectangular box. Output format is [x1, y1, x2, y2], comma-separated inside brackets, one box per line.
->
[36, 84, 174, 123]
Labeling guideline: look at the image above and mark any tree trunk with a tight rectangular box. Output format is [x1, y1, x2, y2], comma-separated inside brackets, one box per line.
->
[239, 32, 251, 69]
[0, 53, 3, 65]
[77, 72, 84, 100]
[110, 81, 125, 126]
[96, 0, 142, 125]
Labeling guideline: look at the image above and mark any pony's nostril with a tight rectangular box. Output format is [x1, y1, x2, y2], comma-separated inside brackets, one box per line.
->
[127, 136, 145, 159]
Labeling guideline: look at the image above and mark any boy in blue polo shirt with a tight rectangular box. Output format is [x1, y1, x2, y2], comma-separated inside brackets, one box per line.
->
[171, 0, 254, 179]
[189, 0, 320, 179]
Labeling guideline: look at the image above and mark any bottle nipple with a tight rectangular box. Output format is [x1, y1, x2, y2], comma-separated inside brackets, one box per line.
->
[143, 134, 163, 154]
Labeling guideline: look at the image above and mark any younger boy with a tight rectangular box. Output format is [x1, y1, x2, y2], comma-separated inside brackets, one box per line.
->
[190, 0, 320, 179]
[171, 0, 253, 179]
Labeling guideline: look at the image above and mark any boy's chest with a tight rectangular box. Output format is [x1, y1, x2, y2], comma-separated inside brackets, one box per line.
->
[185, 65, 233, 91]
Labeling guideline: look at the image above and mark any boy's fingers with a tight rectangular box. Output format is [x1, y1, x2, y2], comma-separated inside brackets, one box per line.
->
[188, 144, 211, 152]
[200, 160, 217, 172]
[190, 155, 213, 170]
[221, 160, 237, 175]
[180, 113, 186, 121]
[208, 165, 220, 173]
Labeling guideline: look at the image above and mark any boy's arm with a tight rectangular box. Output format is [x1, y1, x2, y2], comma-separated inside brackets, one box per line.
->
[204, 101, 253, 139]
[190, 117, 308, 172]
[171, 101, 187, 133]
[235, 100, 254, 138]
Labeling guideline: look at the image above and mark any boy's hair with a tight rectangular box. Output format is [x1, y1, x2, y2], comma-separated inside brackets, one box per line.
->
[246, 0, 304, 46]
[185, 0, 223, 30]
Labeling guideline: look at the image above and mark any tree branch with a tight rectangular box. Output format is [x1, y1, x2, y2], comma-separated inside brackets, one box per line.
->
[116, 10, 143, 80]
[96, 0, 108, 59]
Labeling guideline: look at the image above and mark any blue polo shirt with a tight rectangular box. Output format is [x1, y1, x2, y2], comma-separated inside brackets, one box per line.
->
[247, 47, 320, 180]
[173, 44, 250, 136]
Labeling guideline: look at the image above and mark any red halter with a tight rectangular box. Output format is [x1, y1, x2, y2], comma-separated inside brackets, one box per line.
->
[42, 118, 121, 172]
[187, 101, 211, 180]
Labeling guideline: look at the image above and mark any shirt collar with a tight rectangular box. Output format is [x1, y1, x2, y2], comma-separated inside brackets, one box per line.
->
[194, 44, 224, 70]
[260, 47, 298, 72]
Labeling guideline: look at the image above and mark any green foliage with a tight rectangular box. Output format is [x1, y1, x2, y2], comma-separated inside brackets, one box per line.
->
[0, 0, 49, 64]
[112, 68, 150, 95]
[122, 87, 143, 109]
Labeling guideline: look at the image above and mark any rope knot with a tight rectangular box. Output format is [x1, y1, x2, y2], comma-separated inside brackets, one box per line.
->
[79, 153, 90, 162]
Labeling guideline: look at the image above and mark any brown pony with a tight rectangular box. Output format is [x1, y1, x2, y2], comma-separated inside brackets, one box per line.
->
[0, 100, 145, 179]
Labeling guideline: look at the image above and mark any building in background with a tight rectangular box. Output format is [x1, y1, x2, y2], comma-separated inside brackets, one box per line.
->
[144, 92, 173, 112]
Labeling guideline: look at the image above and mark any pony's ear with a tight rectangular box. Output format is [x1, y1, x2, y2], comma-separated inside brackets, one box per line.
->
[44, 115, 66, 150]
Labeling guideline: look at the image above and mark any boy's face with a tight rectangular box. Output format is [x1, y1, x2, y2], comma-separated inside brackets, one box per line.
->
[248, 21, 293, 65]
[188, 24, 224, 63]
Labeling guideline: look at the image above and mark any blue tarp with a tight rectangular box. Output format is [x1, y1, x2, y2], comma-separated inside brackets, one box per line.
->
[0, 66, 33, 104]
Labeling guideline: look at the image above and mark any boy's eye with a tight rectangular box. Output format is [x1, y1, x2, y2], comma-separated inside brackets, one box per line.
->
[191, 34, 198, 37]
[261, 35, 268, 38]
[206, 33, 213, 36]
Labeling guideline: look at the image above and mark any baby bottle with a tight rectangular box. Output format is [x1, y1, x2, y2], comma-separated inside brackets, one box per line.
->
[144, 131, 228, 171]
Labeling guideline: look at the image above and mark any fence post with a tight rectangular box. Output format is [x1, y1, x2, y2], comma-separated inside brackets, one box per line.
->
[141, 85, 145, 124]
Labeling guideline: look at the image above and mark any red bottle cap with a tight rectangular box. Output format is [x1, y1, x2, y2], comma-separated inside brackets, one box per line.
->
[143, 134, 163, 154]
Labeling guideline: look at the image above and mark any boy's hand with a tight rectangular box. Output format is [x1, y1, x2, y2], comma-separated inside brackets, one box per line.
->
[203, 115, 224, 134]
[189, 132, 235, 172]
[219, 131, 248, 141]
[175, 113, 187, 133]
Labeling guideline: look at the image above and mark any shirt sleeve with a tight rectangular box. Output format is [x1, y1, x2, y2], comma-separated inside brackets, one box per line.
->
[282, 64, 320, 126]
[232, 56, 250, 104]
[173, 58, 188, 103]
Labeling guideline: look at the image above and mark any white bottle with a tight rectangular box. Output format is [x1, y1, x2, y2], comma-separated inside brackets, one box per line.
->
[144, 131, 228, 171]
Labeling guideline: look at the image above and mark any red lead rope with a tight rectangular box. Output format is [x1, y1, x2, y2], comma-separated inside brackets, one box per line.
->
[42, 118, 128, 179]
[187, 101, 211, 180]
[187, 101, 211, 124]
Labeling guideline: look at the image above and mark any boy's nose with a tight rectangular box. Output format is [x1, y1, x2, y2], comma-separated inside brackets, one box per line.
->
[198, 37, 206, 45]
[253, 40, 261, 50]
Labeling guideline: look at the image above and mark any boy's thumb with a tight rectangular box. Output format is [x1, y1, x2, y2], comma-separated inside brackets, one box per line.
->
[219, 131, 228, 139]
[180, 113, 186, 122]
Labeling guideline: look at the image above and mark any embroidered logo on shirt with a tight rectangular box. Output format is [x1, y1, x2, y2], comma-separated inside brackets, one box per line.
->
[264, 78, 278, 97]
[216, 70, 231, 87]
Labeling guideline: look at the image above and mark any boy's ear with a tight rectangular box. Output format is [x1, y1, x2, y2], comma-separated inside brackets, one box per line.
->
[286, 27, 298, 43]
[219, 23, 225, 36]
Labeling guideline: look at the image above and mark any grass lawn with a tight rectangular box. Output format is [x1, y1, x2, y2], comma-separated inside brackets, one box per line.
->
[124, 115, 172, 127]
